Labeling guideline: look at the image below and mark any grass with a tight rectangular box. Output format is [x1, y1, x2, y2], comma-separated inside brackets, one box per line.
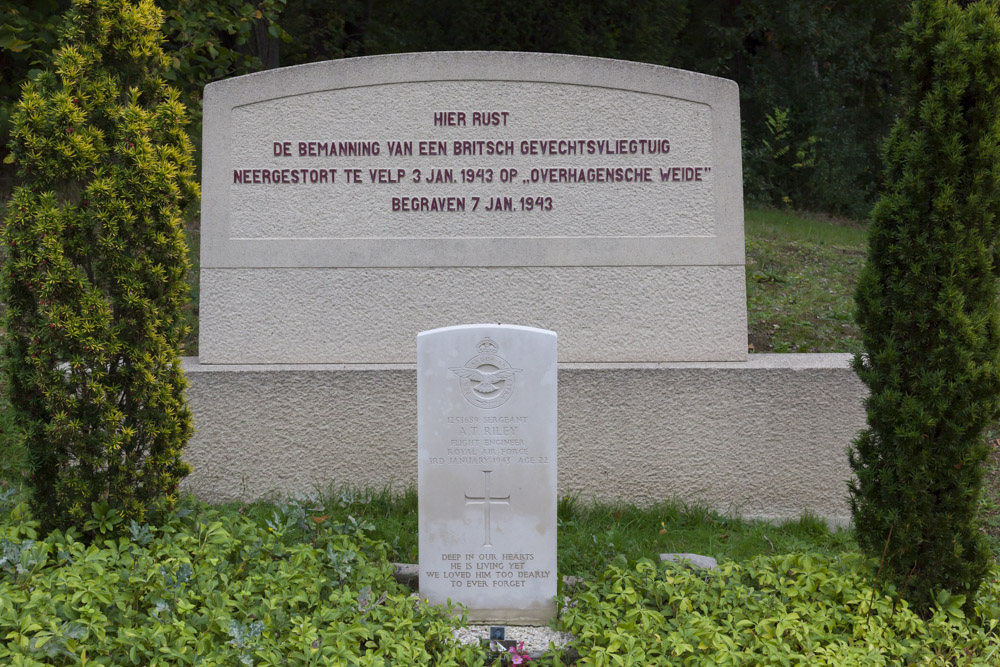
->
[0, 388, 16, 486]
[745, 208, 866, 354]
[554, 496, 855, 580]
[213, 484, 856, 582]
[745, 207, 868, 247]
[982, 426, 1000, 556]
[0, 197, 14, 488]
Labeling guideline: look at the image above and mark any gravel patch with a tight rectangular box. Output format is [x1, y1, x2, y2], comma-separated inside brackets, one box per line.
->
[451, 624, 576, 659]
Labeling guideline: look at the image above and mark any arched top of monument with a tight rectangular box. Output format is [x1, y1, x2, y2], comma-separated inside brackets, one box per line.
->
[204, 52, 738, 108]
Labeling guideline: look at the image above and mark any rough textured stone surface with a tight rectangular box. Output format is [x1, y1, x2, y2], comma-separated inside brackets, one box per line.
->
[393, 563, 419, 589]
[556, 357, 864, 523]
[182, 354, 864, 523]
[183, 363, 417, 497]
[199, 266, 747, 364]
[660, 553, 719, 570]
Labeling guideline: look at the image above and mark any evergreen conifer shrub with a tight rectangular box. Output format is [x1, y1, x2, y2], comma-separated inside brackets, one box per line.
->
[0, 0, 197, 530]
[851, 0, 1000, 612]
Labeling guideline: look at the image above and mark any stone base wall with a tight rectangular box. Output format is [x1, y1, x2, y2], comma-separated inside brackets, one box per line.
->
[182, 354, 865, 524]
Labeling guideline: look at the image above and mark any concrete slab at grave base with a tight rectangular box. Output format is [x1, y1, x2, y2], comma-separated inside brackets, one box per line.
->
[181, 354, 865, 524]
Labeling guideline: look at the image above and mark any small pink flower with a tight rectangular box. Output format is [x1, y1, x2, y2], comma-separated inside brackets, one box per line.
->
[508, 642, 531, 664]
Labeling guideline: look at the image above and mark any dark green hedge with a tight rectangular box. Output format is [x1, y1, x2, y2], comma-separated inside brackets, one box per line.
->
[851, 0, 1000, 614]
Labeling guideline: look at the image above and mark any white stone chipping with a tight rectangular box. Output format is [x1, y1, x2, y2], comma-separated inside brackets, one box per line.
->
[451, 624, 576, 658]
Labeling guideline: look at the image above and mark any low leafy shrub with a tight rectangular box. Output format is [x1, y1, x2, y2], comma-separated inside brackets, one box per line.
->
[0, 495, 488, 666]
[5, 489, 999, 665]
[561, 554, 1000, 665]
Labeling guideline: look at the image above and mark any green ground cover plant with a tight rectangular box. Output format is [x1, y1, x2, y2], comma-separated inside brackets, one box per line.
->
[1, 489, 998, 665]
[563, 555, 1000, 665]
[0, 492, 487, 666]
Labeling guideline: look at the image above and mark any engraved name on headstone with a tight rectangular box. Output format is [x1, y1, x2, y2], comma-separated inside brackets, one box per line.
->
[418, 324, 557, 624]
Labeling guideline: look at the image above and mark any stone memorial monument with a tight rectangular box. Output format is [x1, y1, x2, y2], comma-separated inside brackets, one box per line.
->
[196, 52, 743, 364]
[182, 52, 865, 525]
[417, 324, 557, 623]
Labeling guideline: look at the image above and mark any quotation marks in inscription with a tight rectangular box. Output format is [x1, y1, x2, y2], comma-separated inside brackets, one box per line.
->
[232, 111, 708, 214]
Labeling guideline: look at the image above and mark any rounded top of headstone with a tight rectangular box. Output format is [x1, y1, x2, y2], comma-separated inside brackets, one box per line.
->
[418, 323, 556, 341]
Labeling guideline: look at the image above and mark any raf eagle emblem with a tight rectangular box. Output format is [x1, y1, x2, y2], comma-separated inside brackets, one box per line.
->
[450, 337, 522, 408]
[448, 366, 523, 393]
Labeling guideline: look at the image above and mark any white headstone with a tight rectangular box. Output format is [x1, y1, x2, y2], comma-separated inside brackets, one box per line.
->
[418, 324, 557, 624]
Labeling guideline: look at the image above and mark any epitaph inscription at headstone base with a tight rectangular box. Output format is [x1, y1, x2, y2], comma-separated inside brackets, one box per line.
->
[418, 324, 557, 624]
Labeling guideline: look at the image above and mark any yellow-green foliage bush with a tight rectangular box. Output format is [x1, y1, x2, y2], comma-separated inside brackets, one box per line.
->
[0, 0, 195, 530]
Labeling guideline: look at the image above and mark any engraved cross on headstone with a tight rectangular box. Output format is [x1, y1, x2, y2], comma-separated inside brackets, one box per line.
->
[465, 470, 510, 547]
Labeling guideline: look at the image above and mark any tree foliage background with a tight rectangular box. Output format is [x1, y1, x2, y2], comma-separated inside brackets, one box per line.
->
[1, 0, 905, 218]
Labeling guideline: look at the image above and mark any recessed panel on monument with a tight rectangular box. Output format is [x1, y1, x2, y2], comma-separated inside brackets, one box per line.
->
[200, 52, 746, 364]
[417, 324, 557, 624]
